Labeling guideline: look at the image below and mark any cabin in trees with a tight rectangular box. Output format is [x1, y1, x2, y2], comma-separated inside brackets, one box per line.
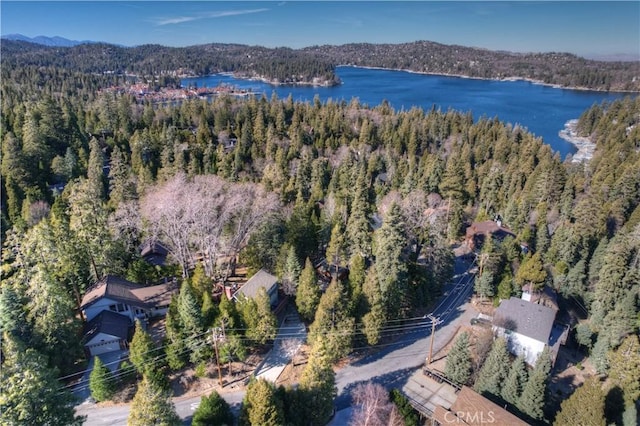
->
[465, 219, 516, 251]
[492, 297, 565, 366]
[229, 269, 279, 308]
[432, 386, 528, 426]
[80, 275, 177, 356]
[140, 239, 169, 267]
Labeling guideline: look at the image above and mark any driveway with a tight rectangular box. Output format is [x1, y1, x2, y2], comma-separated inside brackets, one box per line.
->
[73, 350, 128, 405]
[255, 306, 307, 382]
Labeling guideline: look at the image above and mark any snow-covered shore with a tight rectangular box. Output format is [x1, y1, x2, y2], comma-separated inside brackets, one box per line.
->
[559, 119, 596, 162]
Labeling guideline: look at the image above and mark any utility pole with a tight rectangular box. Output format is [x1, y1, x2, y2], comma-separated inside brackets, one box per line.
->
[211, 328, 223, 386]
[426, 314, 440, 365]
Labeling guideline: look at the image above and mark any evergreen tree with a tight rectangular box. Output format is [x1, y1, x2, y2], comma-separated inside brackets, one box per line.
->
[474, 271, 495, 299]
[501, 355, 528, 406]
[325, 221, 348, 267]
[474, 337, 511, 398]
[239, 378, 284, 426]
[607, 334, 640, 406]
[347, 253, 367, 318]
[281, 244, 302, 296]
[554, 377, 605, 426]
[129, 320, 156, 376]
[192, 391, 234, 426]
[308, 279, 355, 363]
[296, 258, 321, 322]
[128, 376, 181, 426]
[0, 334, 84, 426]
[374, 203, 409, 317]
[345, 167, 371, 258]
[89, 356, 116, 402]
[299, 339, 338, 426]
[361, 265, 386, 345]
[239, 287, 277, 345]
[515, 252, 547, 292]
[444, 332, 472, 386]
[518, 347, 552, 421]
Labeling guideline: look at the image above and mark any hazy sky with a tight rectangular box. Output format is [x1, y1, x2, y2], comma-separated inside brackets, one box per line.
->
[2, 1, 639, 59]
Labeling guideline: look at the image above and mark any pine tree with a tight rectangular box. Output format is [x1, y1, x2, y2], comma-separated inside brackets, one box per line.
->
[362, 265, 386, 345]
[128, 376, 181, 426]
[239, 378, 284, 426]
[0, 334, 83, 426]
[281, 245, 302, 296]
[607, 334, 640, 406]
[474, 271, 495, 299]
[518, 347, 552, 420]
[240, 287, 277, 345]
[89, 356, 116, 402]
[474, 337, 511, 398]
[501, 355, 528, 406]
[444, 332, 472, 386]
[129, 320, 156, 376]
[374, 202, 409, 317]
[308, 279, 355, 363]
[515, 252, 547, 292]
[553, 377, 605, 426]
[192, 390, 234, 426]
[299, 339, 338, 426]
[296, 258, 321, 322]
[345, 167, 371, 258]
[325, 221, 347, 267]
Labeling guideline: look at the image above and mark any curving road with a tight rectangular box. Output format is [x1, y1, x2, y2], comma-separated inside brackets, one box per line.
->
[76, 255, 476, 425]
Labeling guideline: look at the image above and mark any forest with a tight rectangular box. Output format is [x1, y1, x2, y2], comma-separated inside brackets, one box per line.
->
[3, 38, 640, 91]
[1, 41, 639, 425]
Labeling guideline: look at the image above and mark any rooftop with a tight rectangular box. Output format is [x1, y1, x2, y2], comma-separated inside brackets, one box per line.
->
[433, 386, 529, 425]
[80, 275, 177, 310]
[493, 297, 556, 343]
[234, 269, 278, 300]
[83, 310, 131, 343]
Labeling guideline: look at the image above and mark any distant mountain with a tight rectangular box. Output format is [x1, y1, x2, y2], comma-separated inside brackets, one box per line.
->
[1, 34, 96, 47]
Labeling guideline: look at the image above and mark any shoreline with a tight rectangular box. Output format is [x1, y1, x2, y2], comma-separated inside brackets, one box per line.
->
[335, 64, 640, 94]
[558, 119, 596, 162]
[184, 65, 638, 94]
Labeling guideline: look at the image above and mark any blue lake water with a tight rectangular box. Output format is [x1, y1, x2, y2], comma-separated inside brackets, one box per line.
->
[182, 66, 634, 159]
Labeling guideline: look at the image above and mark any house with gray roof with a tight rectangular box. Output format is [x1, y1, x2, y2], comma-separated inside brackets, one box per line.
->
[83, 310, 131, 356]
[232, 269, 279, 307]
[493, 297, 558, 366]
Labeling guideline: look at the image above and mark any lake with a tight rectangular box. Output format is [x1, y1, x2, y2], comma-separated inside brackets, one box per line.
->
[182, 66, 633, 159]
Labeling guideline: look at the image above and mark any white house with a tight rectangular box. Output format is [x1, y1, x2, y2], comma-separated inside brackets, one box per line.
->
[231, 269, 279, 307]
[493, 297, 557, 366]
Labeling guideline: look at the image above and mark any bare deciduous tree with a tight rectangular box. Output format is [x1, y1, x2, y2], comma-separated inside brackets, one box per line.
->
[350, 382, 403, 426]
[140, 173, 280, 278]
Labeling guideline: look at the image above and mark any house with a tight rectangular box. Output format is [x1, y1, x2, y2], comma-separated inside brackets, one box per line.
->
[432, 386, 529, 425]
[493, 297, 558, 366]
[140, 239, 169, 266]
[80, 275, 177, 323]
[465, 220, 516, 251]
[83, 310, 131, 357]
[230, 269, 279, 307]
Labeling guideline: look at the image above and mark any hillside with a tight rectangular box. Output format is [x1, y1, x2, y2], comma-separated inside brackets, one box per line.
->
[2, 38, 638, 91]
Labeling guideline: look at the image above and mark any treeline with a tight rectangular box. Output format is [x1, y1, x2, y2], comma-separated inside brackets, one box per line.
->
[1, 55, 639, 423]
[306, 41, 640, 92]
[1, 40, 339, 85]
[3, 38, 639, 91]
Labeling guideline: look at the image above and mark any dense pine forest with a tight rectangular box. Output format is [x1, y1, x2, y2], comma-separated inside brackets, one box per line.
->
[1, 40, 639, 425]
[3, 38, 640, 90]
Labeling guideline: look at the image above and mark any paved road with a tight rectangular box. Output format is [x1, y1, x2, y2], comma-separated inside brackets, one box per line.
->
[334, 255, 476, 410]
[76, 255, 476, 425]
